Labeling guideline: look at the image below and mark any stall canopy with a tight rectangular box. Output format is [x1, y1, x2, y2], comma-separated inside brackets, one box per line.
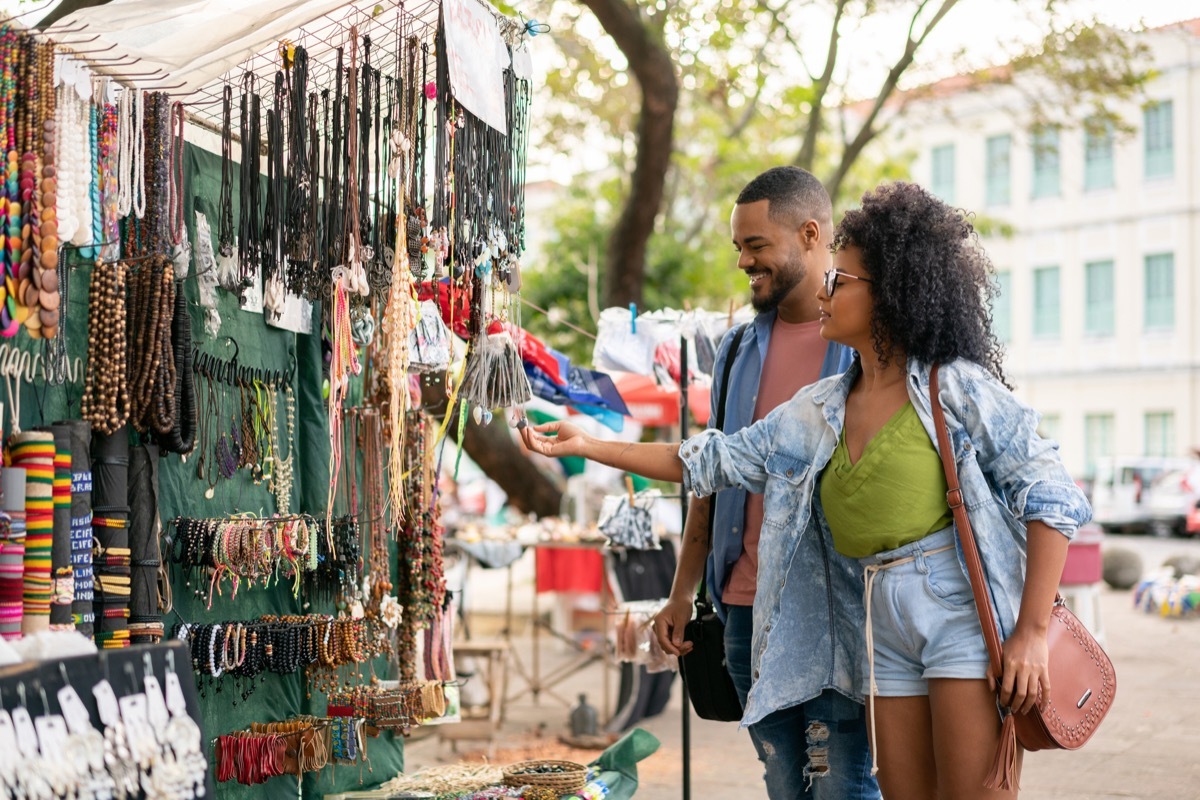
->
[43, 0, 442, 118]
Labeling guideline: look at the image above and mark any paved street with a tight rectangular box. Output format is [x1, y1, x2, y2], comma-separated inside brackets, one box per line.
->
[405, 533, 1200, 798]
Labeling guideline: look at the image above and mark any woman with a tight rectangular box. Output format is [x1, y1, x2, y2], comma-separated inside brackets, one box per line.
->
[521, 182, 1090, 798]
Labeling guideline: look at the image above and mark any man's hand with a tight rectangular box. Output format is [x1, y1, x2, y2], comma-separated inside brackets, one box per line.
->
[653, 596, 696, 657]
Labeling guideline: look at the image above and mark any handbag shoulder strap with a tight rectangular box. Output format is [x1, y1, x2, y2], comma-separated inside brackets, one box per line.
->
[928, 364, 1004, 678]
[696, 322, 747, 607]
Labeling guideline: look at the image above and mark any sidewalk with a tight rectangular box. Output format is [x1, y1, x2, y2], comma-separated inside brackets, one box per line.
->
[405, 574, 1200, 798]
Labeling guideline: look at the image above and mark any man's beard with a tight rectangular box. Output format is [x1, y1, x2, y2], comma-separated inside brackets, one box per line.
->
[751, 256, 805, 313]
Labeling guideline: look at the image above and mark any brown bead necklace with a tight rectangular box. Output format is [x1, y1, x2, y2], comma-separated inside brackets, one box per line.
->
[80, 260, 129, 434]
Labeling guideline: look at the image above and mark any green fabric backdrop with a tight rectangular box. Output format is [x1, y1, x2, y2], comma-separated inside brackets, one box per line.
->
[13, 142, 405, 798]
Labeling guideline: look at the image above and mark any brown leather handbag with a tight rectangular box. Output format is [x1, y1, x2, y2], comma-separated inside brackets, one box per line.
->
[929, 365, 1116, 789]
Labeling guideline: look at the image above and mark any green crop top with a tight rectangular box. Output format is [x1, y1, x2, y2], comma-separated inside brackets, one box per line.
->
[820, 401, 953, 558]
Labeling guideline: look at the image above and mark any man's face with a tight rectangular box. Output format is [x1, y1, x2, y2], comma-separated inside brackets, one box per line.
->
[730, 199, 809, 313]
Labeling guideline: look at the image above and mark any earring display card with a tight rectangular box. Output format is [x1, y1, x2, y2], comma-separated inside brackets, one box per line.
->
[0, 641, 213, 799]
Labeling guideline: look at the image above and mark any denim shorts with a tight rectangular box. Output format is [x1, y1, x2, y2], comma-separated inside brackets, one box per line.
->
[857, 526, 990, 697]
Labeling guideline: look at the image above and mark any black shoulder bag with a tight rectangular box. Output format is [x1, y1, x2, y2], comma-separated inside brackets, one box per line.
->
[679, 324, 746, 722]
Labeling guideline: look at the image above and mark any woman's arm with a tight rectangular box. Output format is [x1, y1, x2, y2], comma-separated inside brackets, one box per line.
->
[994, 520, 1069, 714]
[945, 363, 1091, 535]
[520, 420, 685, 482]
[521, 409, 779, 496]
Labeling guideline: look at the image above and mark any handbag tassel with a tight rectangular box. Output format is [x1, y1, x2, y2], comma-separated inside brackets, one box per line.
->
[983, 713, 1020, 791]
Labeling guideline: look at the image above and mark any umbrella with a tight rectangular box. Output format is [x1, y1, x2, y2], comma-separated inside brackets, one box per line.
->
[612, 373, 711, 428]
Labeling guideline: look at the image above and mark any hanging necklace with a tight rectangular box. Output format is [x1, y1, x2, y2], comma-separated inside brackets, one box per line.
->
[269, 385, 295, 514]
[217, 84, 234, 257]
[169, 99, 185, 247]
[131, 88, 145, 219]
[285, 46, 311, 273]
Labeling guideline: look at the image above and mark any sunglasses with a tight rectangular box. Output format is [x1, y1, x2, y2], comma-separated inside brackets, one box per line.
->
[824, 269, 874, 297]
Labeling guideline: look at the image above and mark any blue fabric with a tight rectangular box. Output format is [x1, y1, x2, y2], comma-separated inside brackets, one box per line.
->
[725, 605, 879, 800]
[681, 357, 1091, 727]
[524, 343, 632, 418]
[705, 311, 854, 621]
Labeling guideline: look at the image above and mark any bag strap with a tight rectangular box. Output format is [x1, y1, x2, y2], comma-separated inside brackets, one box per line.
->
[928, 364, 1004, 680]
[696, 323, 747, 608]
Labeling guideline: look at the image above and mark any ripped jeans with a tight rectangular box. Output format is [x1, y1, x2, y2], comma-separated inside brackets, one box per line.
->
[724, 605, 880, 800]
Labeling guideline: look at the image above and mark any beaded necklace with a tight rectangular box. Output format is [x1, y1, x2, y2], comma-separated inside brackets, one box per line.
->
[127, 256, 177, 434]
[131, 88, 145, 219]
[98, 99, 119, 259]
[80, 259, 129, 434]
[268, 386, 295, 514]
[88, 96, 102, 257]
[1, 31, 17, 337]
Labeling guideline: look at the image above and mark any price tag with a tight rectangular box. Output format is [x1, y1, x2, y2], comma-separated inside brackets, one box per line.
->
[58, 685, 94, 736]
[11, 707, 39, 759]
[0, 710, 19, 755]
[144, 676, 170, 734]
[164, 672, 189, 717]
[34, 714, 68, 761]
[93, 680, 121, 728]
[119, 693, 153, 758]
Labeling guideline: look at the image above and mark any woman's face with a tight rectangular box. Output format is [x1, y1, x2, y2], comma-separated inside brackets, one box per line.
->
[817, 244, 875, 350]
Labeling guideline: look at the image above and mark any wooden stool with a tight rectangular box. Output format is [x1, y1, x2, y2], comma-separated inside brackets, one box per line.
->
[440, 640, 510, 755]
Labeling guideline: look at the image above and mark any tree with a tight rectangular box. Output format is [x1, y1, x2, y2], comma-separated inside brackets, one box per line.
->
[526, 0, 1153, 311]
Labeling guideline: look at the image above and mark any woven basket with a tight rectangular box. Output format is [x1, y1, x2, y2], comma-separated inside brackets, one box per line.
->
[501, 759, 588, 792]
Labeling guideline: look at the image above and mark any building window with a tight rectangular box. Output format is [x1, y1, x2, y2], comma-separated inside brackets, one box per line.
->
[985, 134, 1011, 206]
[1084, 260, 1114, 337]
[1084, 119, 1114, 191]
[1144, 253, 1174, 331]
[1084, 413, 1114, 478]
[1144, 101, 1174, 180]
[930, 144, 955, 204]
[1144, 412, 1175, 458]
[993, 271, 1012, 342]
[1033, 266, 1060, 339]
[1031, 127, 1060, 198]
[1039, 413, 1061, 442]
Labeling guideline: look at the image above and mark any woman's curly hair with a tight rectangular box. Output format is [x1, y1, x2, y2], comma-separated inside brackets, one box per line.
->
[831, 182, 1010, 387]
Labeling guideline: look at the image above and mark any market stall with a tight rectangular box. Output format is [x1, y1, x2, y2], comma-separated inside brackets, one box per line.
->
[0, 0, 577, 796]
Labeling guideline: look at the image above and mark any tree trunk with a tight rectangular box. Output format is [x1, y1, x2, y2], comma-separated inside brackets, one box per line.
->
[421, 379, 562, 518]
[579, 0, 679, 310]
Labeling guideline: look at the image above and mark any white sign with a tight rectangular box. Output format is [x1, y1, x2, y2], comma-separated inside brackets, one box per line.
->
[444, 0, 509, 135]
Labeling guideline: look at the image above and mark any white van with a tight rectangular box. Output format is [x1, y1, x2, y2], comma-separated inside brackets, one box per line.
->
[1090, 457, 1196, 535]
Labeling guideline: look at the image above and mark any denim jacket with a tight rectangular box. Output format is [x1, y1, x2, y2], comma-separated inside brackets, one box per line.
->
[681, 357, 1092, 727]
[706, 310, 854, 621]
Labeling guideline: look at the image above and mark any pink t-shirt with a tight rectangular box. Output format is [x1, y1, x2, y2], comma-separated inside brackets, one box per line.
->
[721, 318, 827, 606]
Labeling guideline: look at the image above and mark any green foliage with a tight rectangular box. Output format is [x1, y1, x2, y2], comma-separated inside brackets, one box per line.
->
[522, 0, 1153, 335]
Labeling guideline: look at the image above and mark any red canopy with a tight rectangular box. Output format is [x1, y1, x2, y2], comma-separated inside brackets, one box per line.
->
[612, 373, 711, 428]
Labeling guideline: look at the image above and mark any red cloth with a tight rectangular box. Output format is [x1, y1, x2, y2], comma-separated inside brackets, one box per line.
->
[416, 279, 474, 339]
[535, 547, 603, 594]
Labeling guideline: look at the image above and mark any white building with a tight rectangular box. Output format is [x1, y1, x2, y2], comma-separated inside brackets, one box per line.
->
[882, 19, 1200, 479]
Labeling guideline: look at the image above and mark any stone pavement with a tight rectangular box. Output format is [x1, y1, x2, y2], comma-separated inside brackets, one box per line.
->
[404, 535, 1200, 799]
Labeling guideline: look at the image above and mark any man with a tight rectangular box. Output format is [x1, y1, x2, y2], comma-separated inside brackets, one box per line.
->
[653, 167, 879, 799]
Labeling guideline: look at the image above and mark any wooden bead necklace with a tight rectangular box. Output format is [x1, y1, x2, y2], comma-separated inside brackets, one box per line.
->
[80, 259, 129, 434]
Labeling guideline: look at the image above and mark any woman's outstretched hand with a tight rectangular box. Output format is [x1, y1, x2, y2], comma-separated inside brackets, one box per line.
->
[519, 419, 591, 458]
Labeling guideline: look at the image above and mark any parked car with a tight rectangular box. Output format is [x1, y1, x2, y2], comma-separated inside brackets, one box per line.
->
[1186, 500, 1200, 536]
[1091, 457, 1197, 535]
[1147, 464, 1200, 536]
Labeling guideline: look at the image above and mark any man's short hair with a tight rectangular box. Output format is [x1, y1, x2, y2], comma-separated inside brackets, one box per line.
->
[736, 166, 832, 230]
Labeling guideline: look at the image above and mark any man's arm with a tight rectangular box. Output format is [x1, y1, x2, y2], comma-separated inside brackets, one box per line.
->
[652, 494, 712, 656]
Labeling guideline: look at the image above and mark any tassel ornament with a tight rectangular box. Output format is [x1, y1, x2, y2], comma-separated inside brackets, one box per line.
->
[983, 712, 1020, 791]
